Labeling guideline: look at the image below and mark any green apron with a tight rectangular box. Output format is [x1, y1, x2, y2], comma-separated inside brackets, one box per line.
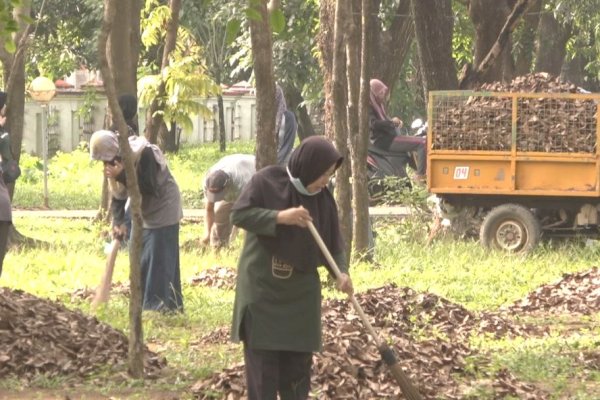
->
[231, 208, 347, 353]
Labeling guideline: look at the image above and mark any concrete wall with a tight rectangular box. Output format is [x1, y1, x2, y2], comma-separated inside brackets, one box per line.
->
[23, 90, 257, 156]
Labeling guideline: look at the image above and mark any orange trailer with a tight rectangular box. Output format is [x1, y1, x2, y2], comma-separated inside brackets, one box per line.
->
[427, 90, 600, 252]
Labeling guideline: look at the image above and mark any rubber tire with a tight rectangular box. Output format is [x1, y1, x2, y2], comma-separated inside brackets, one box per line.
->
[480, 204, 541, 253]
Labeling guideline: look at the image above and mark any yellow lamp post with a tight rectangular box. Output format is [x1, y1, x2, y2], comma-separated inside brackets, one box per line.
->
[29, 77, 56, 208]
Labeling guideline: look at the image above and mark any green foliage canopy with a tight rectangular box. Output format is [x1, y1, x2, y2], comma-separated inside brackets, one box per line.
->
[138, 1, 220, 134]
[28, 0, 101, 79]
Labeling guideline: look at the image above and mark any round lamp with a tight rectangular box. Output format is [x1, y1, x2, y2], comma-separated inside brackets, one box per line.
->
[29, 76, 56, 103]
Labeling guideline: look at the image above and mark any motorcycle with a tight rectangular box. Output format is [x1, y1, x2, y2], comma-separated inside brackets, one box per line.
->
[366, 118, 427, 204]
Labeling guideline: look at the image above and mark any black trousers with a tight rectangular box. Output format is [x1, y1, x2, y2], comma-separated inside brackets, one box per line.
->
[243, 343, 313, 400]
[388, 135, 427, 175]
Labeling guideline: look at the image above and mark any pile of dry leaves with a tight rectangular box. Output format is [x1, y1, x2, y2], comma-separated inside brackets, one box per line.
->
[189, 266, 237, 290]
[0, 288, 165, 382]
[192, 267, 600, 399]
[504, 267, 600, 315]
[71, 282, 130, 302]
[432, 72, 597, 153]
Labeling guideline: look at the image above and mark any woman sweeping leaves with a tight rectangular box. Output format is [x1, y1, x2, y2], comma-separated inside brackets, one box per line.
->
[230, 136, 353, 400]
[90, 130, 183, 312]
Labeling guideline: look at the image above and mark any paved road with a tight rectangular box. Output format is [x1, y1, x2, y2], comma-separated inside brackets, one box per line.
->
[13, 206, 410, 220]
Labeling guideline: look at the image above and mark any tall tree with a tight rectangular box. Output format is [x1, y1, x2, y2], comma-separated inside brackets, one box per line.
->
[330, 0, 352, 258]
[139, 1, 219, 152]
[369, 0, 414, 94]
[535, 8, 571, 75]
[28, 0, 101, 80]
[249, 0, 276, 170]
[273, 0, 320, 140]
[410, 0, 458, 99]
[351, 0, 372, 254]
[0, 0, 32, 178]
[468, 0, 514, 83]
[99, 0, 145, 379]
[189, 3, 239, 151]
[108, 0, 142, 96]
[459, 0, 531, 88]
[513, 0, 542, 75]
[319, 0, 417, 255]
[144, 0, 181, 150]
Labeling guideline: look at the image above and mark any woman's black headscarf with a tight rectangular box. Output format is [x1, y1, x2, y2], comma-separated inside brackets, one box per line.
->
[111, 94, 139, 134]
[233, 136, 344, 272]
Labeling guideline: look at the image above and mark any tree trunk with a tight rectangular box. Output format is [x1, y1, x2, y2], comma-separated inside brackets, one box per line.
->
[1, 1, 32, 198]
[410, 0, 458, 98]
[374, 0, 414, 94]
[99, 0, 144, 379]
[345, 0, 361, 252]
[317, 0, 336, 137]
[145, 0, 181, 149]
[460, 0, 531, 89]
[282, 83, 315, 140]
[217, 92, 227, 152]
[514, 0, 542, 75]
[214, 68, 226, 152]
[330, 0, 352, 261]
[160, 123, 177, 152]
[562, 54, 587, 89]
[1, 1, 37, 246]
[468, 0, 514, 83]
[108, 0, 141, 95]
[535, 9, 570, 76]
[249, 0, 277, 170]
[351, 0, 372, 255]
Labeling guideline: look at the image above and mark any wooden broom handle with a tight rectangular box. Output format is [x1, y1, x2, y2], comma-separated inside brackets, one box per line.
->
[307, 221, 385, 348]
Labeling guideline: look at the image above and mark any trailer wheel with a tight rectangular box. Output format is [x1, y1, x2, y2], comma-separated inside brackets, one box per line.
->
[480, 204, 541, 253]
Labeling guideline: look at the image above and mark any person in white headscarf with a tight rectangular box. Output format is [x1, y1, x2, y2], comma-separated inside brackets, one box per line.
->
[90, 130, 184, 312]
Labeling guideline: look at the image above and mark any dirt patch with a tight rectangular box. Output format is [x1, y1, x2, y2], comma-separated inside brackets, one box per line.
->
[0, 388, 182, 400]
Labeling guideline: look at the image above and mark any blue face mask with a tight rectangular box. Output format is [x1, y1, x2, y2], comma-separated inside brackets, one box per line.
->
[287, 166, 321, 196]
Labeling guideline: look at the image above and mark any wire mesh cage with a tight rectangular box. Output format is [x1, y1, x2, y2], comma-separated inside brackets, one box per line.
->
[431, 92, 599, 154]
[431, 93, 512, 151]
[516, 97, 596, 153]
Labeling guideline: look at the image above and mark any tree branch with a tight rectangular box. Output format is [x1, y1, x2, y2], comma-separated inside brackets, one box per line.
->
[459, 0, 531, 88]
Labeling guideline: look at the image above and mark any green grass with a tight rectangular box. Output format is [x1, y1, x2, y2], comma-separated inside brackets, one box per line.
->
[2, 144, 600, 398]
[365, 219, 600, 310]
[13, 141, 256, 210]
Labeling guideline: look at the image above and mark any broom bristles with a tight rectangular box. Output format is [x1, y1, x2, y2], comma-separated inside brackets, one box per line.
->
[379, 346, 422, 400]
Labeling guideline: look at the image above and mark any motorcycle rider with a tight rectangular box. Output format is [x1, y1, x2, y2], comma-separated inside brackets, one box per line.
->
[369, 78, 427, 184]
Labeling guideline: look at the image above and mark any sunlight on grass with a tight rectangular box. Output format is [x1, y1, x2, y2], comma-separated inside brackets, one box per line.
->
[369, 219, 600, 310]
[469, 329, 600, 399]
[13, 141, 256, 210]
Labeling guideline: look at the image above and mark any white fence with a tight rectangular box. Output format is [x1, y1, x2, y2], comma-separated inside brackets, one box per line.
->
[22, 90, 257, 156]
